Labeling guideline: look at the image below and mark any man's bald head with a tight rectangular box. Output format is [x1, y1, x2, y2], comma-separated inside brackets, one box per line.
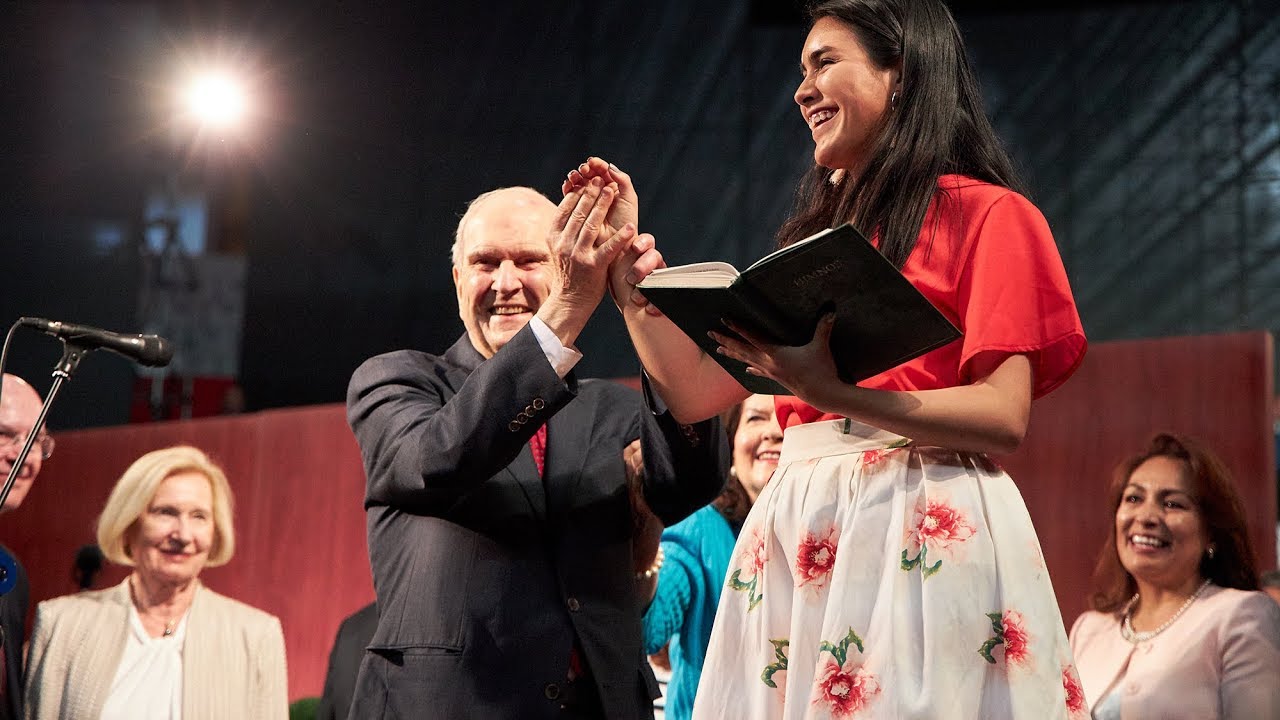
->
[0, 374, 49, 512]
[450, 186, 556, 268]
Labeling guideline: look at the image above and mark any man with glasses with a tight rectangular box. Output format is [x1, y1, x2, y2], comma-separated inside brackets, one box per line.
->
[0, 373, 53, 720]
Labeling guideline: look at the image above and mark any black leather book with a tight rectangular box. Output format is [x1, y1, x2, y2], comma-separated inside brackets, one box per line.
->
[636, 224, 962, 395]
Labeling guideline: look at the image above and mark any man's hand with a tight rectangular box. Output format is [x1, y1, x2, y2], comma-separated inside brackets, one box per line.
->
[535, 177, 635, 348]
[563, 157, 637, 235]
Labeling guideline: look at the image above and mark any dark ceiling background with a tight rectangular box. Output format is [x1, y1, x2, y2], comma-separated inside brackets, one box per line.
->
[1, 0, 1277, 430]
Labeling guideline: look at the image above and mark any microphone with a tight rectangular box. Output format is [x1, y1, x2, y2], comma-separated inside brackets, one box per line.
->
[21, 318, 174, 367]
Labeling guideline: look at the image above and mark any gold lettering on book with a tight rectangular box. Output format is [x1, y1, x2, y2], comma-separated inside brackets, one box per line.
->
[792, 260, 844, 287]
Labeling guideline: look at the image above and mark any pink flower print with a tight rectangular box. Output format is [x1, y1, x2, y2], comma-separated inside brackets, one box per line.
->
[742, 527, 767, 575]
[813, 657, 881, 717]
[978, 609, 1032, 668]
[1000, 611, 1030, 666]
[862, 449, 890, 467]
[860, 438, 908, 470]
[812, 628, 878, 717]
[901, 496, 975, 579]
[1063, 665, 1087, 718]
[912, 499, 976, 551]
[795, 526, 838, 591]
[728, 527, 767, 611]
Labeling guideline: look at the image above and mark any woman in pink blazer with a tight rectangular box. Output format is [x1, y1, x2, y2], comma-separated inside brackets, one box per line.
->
[1069, 433, 1280, 719]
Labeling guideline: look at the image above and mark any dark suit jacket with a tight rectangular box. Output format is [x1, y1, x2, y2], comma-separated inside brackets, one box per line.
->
[345, 326, 726, 720]
[0, 545, 27, 720]
[317, 602, 377, 720]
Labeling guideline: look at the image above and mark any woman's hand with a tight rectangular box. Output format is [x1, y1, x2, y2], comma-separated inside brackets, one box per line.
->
[711, 313, 842, 409]
[607, 231, 669, 315]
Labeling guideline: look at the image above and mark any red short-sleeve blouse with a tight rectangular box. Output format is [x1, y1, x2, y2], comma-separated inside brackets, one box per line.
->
[775, 175, 1087, 430]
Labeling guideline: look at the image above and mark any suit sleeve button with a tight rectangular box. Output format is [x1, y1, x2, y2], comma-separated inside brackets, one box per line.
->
[532, 397, 546, 410]
[567, 597, 581, 612]
[508, 421, 519, 432]
[544, 683, 560, 700]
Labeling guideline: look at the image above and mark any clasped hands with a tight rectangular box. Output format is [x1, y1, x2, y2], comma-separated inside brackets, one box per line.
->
[561, 157, 842, 401]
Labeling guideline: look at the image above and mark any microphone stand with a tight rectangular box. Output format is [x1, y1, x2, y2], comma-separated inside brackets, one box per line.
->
[0, 342, 87, 595]
[0, 341, 87, 511]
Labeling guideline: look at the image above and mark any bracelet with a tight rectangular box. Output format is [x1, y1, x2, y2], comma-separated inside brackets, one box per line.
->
[635, 545, 664, 581]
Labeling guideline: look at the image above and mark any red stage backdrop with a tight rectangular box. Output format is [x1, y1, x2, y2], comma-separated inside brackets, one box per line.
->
[4, 332, 1274, 700]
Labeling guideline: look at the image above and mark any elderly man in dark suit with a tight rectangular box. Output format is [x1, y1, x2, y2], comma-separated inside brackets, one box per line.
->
[346, 181, 727, 719]
[0, 374, 54, 720]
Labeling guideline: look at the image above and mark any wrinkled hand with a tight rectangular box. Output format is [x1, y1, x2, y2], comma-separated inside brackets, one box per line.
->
[711, 313, 842, 407]
[548, 176, 637, 313]
[563, 157, 665, 315]
[563, 157, 637, 234]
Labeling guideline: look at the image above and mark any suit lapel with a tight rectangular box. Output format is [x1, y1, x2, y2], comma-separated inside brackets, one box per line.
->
[1080, 621, 1135, 711]
[505, 447, 547, 521]
[543, 384, 594, 513]
[442, 334, 549, 521]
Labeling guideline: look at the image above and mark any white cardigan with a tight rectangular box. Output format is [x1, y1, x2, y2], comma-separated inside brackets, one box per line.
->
[24, 579, 288, 720]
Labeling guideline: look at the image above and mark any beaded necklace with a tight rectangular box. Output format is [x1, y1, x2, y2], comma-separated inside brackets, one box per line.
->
[1120, 578, 1211, 643]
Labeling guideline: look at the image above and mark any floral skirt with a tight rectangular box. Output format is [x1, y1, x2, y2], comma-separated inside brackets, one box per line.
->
[691, 419, 1086, 719]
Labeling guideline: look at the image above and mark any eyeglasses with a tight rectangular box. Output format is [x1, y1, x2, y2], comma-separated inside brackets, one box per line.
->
[0, 428, 55, 461]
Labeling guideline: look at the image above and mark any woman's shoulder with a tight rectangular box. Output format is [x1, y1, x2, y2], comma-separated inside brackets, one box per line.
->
[1201, 585, 1280, 623]
[196, 585, 282, 630]
[1069, 608, 1122, 647]
[662, 505, 733, 545]
[37, 581, 127, 617]
[936, 174, 1040, 218]
[1071, 608, 1119, 634]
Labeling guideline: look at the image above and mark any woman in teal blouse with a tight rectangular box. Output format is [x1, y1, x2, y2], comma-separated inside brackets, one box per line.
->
[643, 394, 781, 719]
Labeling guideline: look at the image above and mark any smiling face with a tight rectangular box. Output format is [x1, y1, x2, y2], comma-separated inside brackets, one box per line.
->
[1115, 455, 1210, 593]
[794, 16, 899, 173]
[452, 189, 557, 358]
[128, 470, 215, 588]
[733, 394, 784, 504]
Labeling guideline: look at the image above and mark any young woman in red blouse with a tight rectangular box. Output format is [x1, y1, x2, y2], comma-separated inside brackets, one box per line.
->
[566, 1, 1087, 716]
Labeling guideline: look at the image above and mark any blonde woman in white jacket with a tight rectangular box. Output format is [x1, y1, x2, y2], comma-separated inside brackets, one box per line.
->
[24, 446, 287, 720]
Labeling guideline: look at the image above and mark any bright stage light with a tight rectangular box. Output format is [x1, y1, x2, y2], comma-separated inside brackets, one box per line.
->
[181, 71, 249, 130]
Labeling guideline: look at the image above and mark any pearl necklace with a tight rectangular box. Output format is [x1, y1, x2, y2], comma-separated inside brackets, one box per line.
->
[635, 545, 665, 581]
[1120, 579, 1211, 643]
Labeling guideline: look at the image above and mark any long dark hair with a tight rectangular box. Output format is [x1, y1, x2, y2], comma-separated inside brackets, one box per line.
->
[712, 402, 752, 525]
[1090, 433, 1260, 613]
[777, 0, 1025, 268]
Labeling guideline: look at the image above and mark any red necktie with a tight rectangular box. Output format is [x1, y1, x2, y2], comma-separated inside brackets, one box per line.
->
[529, 424, 547, 477]
[528, 425, 589, 683]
